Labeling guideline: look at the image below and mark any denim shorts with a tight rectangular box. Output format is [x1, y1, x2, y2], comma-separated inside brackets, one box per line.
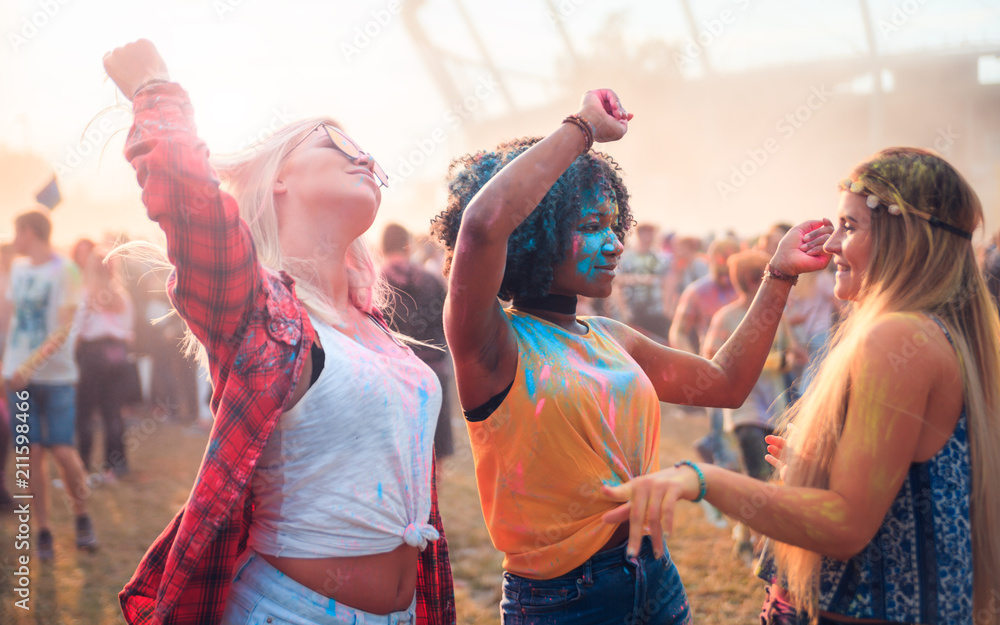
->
[500, 536, 691, 625]
[220, 550, 417, 625]
[9, 384, 76, 447]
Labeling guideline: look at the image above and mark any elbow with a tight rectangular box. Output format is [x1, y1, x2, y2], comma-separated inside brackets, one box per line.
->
[822, 540, 867, 563]
[816, 524, 876, 562]
[720, 396, 744, 410]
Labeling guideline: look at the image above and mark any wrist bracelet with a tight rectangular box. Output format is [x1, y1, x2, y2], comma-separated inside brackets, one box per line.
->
[562, 114, 594, 152]
[763, 262, 798, 286]
[674, 460, 707, 503]
[132, 78, 172, 99]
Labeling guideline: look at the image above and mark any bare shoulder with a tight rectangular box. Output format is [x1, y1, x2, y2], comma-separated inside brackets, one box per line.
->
[588, 315, 639, 349]
[854, 312, 957, 379]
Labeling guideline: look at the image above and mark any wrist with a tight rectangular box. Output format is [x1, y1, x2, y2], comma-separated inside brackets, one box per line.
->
[132, 77, 172, 99]
[674, 460, 707, 503]
[562, 114, 594, 153]
[763, 262, 798, 286]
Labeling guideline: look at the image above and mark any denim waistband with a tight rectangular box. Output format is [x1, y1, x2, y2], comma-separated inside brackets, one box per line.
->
[231, 550, 417, 625]
[528, 535, 661, 582]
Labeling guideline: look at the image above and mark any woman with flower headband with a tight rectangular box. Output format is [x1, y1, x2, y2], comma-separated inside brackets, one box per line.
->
[431, 90, 832, 624]
[103, 39, 454, 625]
[603, 147, 1000, 625]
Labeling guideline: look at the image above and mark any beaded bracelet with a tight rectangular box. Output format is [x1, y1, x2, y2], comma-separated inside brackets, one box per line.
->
[562, 114, 594, 152]
[132, 78, 172, 99]
[674, 460, 707, 503]
[763, 262, 798, 286]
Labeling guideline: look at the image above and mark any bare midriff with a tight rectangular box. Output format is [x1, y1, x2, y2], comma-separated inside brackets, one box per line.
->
[598, 521, 630, 553]
[259, 543, 418, 615]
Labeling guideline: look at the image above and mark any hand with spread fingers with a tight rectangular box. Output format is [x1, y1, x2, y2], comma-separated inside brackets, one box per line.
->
[600, 464, 701, 559]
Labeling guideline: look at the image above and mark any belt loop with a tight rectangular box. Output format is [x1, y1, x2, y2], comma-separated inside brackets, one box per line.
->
[581, 554, 594, 586]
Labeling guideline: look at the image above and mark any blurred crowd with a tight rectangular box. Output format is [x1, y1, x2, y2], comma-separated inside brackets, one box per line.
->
[3, 207, 1000, 564]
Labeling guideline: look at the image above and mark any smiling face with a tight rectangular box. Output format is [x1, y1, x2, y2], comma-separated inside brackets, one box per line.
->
[274, 125, 382, 240]
[824, 191, 873, 301]
[548, 185, 624, 299]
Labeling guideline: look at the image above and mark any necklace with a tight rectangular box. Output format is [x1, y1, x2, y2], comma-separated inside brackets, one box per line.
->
[511, 293, 578, 315]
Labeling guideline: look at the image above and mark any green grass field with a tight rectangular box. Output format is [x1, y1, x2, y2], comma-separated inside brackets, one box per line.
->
[0, 404, 765, 624]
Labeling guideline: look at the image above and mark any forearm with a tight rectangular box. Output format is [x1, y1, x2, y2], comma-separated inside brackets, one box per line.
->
[711, 278, 791, 403]
[460, 123, 589, 240]
[701, 463, 862, 560]
[126, 82, 259, 346]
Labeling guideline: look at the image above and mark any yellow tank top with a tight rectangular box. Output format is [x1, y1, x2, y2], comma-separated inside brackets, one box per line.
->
[468, 308, 661, 579]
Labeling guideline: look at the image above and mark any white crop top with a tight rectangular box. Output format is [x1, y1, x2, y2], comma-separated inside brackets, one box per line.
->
[247, 312, 442, 558]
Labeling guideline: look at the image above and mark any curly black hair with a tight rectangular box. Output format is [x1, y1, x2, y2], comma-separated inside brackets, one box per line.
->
[430, 137, 633, 301]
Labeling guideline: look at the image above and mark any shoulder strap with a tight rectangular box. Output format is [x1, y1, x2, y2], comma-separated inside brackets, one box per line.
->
[926, 314, 956, 349]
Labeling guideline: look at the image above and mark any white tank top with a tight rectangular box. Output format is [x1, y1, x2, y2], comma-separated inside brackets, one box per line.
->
[247, 312, 442, 558]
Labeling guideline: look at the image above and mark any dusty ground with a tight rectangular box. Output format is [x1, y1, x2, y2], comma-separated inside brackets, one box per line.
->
[0, 404, 765, 624]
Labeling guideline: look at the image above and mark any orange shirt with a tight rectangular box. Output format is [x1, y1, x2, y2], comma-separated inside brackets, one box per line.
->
[468, 308, 661, 579]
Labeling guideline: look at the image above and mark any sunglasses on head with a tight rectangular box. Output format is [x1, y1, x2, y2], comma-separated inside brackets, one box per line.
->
[286, 123, 389, 188]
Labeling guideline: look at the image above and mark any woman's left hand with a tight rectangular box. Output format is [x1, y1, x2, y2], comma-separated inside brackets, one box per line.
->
[600, 465, 702, 559]
[769, 218, 834, 277]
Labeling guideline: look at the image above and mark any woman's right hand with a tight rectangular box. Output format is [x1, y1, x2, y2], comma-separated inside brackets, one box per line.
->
[103, 39, 170, 101]
[764, 423, 793, 481]
[577, 89, 634, 143]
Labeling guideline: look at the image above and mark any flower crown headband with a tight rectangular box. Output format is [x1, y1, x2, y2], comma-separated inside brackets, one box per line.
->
[838, 178, 973, 241]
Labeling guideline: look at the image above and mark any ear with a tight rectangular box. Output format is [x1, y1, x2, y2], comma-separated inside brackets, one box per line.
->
[273, 178, 287, 195]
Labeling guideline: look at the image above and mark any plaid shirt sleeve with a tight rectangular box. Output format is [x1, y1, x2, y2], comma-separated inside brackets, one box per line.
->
[119, 84, 455, 625]
[124, 81, 260, 357]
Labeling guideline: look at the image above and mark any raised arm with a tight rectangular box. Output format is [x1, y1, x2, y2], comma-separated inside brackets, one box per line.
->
[445, 90, 631, 409]
[104, 40, 260, 358]
[604, 313, 955, 559]
[598, 219, 832, 409]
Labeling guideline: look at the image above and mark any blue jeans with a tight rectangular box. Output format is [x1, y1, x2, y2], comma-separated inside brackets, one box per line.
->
[9, 384, 76, 447]
[500, 536, 691, 625]
[221, 550, 417, 625]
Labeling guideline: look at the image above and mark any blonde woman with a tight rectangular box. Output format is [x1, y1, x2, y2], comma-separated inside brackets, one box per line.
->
[605, 147, 1000, 624]
[104, 39, 453, 625]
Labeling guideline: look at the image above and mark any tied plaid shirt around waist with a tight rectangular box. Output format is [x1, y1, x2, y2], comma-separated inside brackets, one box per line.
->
[117, 82, 455, 625]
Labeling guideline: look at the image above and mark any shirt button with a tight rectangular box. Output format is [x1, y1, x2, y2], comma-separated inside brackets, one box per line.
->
[266, 619, 272, 624]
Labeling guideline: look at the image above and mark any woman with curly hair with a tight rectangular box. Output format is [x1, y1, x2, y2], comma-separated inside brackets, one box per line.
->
[604, 148, 1000, 625]
[432, 89, 831, 624]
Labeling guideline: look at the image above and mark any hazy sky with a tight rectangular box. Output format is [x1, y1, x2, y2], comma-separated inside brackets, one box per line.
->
[1, 0, 998, 246]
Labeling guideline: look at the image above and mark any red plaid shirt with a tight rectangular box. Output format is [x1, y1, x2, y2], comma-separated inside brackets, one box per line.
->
[118, 83, 455, 625]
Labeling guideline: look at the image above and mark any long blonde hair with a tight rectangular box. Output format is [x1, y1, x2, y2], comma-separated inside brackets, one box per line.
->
[773, 148, 1000, 623]
[116, 118, 390, 360]
[210, 118, 389, 325]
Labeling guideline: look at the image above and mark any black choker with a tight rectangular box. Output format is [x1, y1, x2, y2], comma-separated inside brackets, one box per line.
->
[511, 294, 578, 315]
